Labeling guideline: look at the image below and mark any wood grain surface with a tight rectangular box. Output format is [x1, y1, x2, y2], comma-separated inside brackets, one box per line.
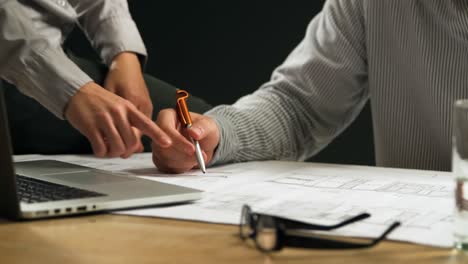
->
[0, 214, 467, 264]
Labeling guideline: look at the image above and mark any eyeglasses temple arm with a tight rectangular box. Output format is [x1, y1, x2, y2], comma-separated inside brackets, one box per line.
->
[282, 221, 401, 250]
[368, 221, 401, 246]
[278, 212, 371, 231]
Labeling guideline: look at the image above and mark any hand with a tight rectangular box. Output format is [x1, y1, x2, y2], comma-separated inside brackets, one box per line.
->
[152, 109, 220, 173]
[65, 82, 172, 158]
[104, 52, 152, 118]
[104, 52, 152, 151]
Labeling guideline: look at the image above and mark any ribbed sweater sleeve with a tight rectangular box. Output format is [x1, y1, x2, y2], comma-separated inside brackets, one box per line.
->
[206, 0, 368, 165]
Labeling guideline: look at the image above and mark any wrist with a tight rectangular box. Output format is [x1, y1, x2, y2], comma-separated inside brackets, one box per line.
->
[111, 52, 140, 67]
[64, 81, 96, 118]
[108, 52, 143, 77]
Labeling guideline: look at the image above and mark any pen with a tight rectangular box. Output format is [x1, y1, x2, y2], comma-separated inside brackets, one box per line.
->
[176, 90, 206, 173]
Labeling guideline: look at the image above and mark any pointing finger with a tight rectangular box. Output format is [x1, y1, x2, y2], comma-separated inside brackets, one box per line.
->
[128, 107, 172, 147]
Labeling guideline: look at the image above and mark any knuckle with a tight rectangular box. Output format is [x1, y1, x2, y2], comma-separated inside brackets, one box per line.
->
[110, 104, 126, 116]
[124, 100, 137, 110]
[95, 111, 110, 121]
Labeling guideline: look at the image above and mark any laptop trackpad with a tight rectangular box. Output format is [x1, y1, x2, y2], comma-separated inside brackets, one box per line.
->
[15, 160, 91, 176]
[47, 171, 134, 185]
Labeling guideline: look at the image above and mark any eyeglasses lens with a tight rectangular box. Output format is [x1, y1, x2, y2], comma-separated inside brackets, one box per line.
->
[240, 205, 254, 240]
[255, 215, 278, 251]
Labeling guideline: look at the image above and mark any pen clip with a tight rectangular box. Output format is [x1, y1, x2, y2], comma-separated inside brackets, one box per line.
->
[176, 89, 192, 127]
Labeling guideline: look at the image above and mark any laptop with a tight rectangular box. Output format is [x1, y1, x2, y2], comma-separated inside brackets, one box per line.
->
[0, 90, 202, 220]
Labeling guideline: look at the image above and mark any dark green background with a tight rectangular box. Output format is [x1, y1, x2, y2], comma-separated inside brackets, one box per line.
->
[68, 1, 375, 166]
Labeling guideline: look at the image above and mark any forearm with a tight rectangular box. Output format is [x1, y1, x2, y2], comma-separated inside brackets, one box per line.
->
[206, 0, 370, 165]
[206, 89, 311, 165]
[0, 1, 92, 118]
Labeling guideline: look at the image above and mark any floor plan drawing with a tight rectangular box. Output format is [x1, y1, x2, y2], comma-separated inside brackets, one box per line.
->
[14, 154, 455, 248]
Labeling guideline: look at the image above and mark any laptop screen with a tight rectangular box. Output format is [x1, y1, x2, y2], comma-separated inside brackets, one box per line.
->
[0, 86, 21, 219]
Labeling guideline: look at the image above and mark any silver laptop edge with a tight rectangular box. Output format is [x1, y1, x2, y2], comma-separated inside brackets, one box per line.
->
[0, 88, 202, 220]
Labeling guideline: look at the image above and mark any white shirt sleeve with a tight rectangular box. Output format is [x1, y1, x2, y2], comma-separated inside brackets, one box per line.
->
[68, 0, 148, 66]
[0, 0, 92, 119]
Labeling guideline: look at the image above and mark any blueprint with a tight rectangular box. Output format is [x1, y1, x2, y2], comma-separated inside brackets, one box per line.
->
[14, 153, 455, 248]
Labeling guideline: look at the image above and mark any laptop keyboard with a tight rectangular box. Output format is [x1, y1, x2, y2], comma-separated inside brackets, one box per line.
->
[16, 175, 106, 204]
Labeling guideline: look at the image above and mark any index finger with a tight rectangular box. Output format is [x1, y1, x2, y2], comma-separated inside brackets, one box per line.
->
[128, 108, 172, 147]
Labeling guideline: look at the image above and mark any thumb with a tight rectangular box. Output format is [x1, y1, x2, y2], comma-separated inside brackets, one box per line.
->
[187, 117, 217, 141]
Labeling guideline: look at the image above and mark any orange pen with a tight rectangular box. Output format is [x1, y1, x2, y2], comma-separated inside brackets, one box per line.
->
[176, 90, 206, 173]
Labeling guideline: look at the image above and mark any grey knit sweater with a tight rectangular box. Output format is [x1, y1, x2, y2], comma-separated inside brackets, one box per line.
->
[206, 0, 468, 171]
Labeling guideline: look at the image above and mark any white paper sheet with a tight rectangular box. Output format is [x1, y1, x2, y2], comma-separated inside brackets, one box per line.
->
[14, 154, 455, 248]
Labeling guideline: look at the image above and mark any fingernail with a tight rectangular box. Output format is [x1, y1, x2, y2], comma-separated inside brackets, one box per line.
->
[192, 127, 203, 137]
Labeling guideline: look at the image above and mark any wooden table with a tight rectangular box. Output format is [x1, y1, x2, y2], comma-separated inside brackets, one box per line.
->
[0, 214, 466, 264]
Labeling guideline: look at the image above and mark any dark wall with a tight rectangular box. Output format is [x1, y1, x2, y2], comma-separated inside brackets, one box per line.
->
[69, 1, 375, 166]
[131, 2, 324, 105]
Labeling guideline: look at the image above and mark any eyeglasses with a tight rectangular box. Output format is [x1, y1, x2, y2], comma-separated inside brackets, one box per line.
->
[239, 204, 401, 252]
